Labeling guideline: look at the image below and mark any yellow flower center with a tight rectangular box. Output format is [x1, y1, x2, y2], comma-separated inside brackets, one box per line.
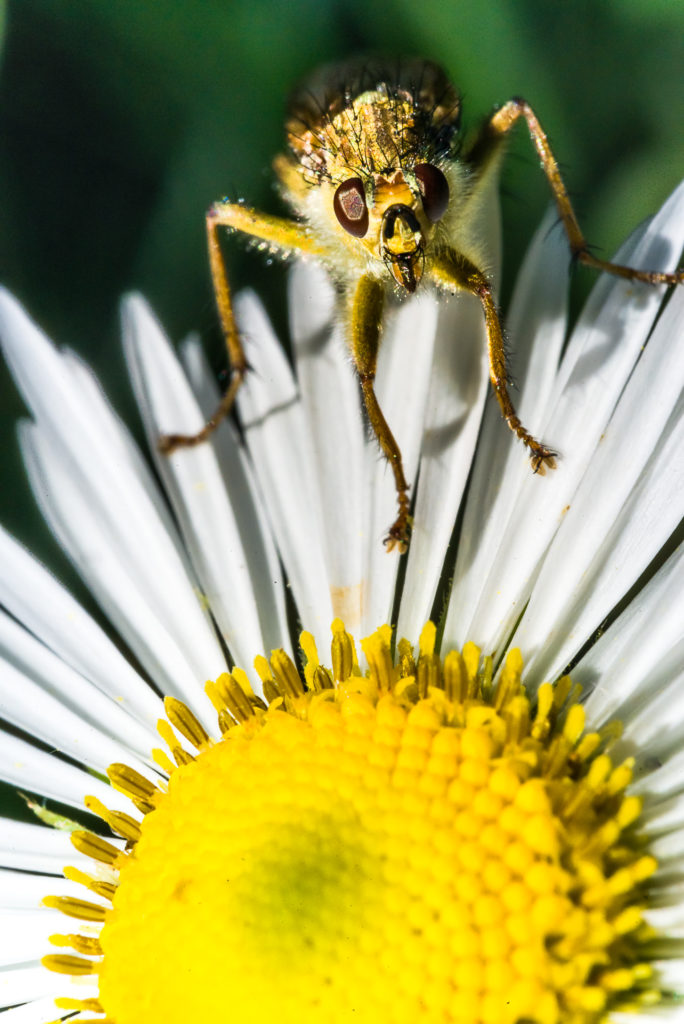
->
[44, 622, 661, 1023]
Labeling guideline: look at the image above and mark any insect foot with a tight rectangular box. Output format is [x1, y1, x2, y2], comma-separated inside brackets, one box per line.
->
[384, 495, 412, 555]
[504, 412, 557, 475]
[529, 443, 558, 475]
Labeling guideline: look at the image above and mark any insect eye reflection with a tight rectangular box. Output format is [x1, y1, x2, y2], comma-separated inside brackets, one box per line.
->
[333, 177, 369, 237]
[414, 163, 450, 222]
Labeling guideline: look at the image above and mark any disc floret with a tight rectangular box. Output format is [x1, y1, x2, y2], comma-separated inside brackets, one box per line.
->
[44, 621, 661, 1024]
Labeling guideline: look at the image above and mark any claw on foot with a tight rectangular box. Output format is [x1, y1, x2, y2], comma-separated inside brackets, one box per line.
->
[529, 446, 558, 475]
[384, 514, 412, 555]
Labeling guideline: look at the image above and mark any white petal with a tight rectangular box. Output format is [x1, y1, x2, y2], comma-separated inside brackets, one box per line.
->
[577, 541, 684, 742]
[122, 295, 269, 674]
[447, 182, 684, 653]
[397, 173, 503, 641]
[650, 960, 684, 992]
[0, 526, 160, 729]
[19, 422, 219, 726]
[289, 261, 366, 633]
[0, 731, 130, 813]
[361, 291, 439, 637]
[181, 337, 292, 656]
[645, 900, 684, 931]
[516, 285, 684, 683]
[609, 643, 684, 786]
[0, 868, 103, 910]
[0, 820, 92, 874]
[0, 996, 66, 1023]
[635, 755, 684, 810]
[0, 291, 200, 611]
[0, 655, 151, 777]
[0, 908, 76, 964]
[650, 825, 684, 865]
[59, 347, 181, 540]
[443, 212, 570, 646]
[0, 609, 157, 761]
[235, 289, 333, 652]
[397, 289, 488, 641]
[0, 965, 65, 1009]
[0, 290, 226, 719]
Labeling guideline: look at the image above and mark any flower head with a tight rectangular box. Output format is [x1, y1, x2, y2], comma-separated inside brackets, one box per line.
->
[0, 186, 683, 1022]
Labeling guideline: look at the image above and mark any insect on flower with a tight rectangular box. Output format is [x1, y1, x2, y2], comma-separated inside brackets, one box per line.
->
[159, 58, 684, 553]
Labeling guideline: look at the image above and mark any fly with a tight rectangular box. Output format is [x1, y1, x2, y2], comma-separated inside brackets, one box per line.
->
[160, 58, 683, 552]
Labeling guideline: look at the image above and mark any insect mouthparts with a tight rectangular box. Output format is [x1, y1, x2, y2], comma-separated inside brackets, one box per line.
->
[381, 204, 424, 293]
[381, 204, 421, 239]
[401, 263, 418, 293]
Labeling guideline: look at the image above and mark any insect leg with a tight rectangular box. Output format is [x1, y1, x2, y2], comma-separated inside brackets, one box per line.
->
[430, 253, 557, 473]
[159, 203, 325, 453]
[469, 99, 683, 287]
[350, 274, 412, 553]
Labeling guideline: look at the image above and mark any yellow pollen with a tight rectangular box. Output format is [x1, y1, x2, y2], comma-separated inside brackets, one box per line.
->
[44, 625, 662, 1024]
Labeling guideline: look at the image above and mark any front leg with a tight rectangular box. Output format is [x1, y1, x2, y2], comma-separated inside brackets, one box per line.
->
[350, 274, 412, 553]
[466, 100, 683, 288]
[159, 202, 326, 453]
[430, 252, 557, 473]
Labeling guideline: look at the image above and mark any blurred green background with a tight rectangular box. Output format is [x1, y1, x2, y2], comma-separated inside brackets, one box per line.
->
[0, 2, 683, 816]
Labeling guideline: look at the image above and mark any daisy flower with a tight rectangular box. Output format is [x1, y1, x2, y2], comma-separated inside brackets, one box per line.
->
[0, 182, 683, 1024]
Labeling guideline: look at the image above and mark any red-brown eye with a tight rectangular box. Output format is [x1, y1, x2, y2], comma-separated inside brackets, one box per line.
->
[333, 177, 369, 237]
[414, 163, 450, 222]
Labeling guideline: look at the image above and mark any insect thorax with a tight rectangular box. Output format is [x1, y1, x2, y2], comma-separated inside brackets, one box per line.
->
[284, 59, 462, 187]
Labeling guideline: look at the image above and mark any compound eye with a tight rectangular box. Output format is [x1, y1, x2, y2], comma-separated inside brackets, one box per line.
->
[333, 177, 369, 238]
[414, 163, 450, 222]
